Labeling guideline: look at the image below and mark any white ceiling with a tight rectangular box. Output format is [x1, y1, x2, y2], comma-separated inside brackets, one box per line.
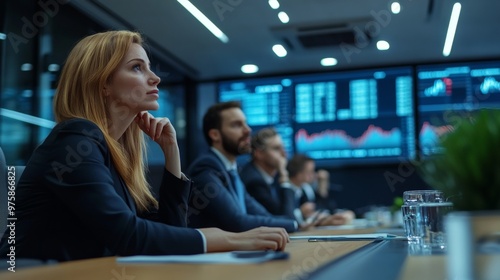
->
[71, 0, 500, 81]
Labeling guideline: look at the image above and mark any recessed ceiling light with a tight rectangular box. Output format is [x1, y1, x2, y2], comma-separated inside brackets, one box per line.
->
[321, 58, 338, 66]
[241, 64, 259, 74]
[278, 11, 289, 23]
[48, 64, 60, 72]
[391, 2, 401, 14]
[268, 0, 280, 9]
[376, 40, 390, 50]
[272, 44, 287, 57]
[21, 63, 33, 71]
[443, 2, 462, 57]
[0, 33, 6, 40]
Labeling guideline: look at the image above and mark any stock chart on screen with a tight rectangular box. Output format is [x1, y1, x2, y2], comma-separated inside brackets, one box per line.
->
[219, 67, 416, 167]
[417, 61, 500, 155]
[293, 67, 415, 166]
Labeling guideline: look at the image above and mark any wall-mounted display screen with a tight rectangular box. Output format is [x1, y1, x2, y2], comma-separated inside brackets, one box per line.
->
[417, 61, 500, 155]
[219, 66, 416, 167]
[292, 67, 415, 166]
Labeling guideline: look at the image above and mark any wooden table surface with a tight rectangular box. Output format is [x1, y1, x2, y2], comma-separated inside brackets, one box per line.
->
[13, 226, 497, 280]
[0, 228, 375, 280]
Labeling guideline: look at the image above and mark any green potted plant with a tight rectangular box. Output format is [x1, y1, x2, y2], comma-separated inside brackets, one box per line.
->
[419, 109, 500, 210]
[418, 109, 500, 280]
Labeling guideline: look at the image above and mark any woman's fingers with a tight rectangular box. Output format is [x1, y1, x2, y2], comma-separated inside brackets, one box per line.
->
[135, 112, 173, 141]
[154, 118, 172, 141]
[154, 120, 163, 140]
[201, 227, 289, 253]
[140, 111, 151, 132]
[135, 112, 150, 133]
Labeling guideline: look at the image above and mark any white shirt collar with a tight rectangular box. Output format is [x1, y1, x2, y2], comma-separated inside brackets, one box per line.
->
[254, 164, 275, 185]
[211, 147, 237, 171]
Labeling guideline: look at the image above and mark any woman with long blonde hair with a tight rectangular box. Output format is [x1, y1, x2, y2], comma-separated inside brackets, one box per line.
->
[0, 30, 288, 262]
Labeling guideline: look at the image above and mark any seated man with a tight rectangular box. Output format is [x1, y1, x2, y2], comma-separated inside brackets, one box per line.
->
[287, 154, 355, 225]
[239, 127, 298, 221]
[186, 101, 297, 232]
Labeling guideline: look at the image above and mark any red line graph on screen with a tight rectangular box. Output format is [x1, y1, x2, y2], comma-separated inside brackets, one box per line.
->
[295, 125, 401, 152]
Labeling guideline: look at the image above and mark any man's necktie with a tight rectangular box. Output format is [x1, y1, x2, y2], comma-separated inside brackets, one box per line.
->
[228, 169, 247, 214]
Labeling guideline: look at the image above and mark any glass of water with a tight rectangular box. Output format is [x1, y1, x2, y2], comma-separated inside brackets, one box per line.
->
[401, 190, 444, 244]
[403, 190, 444, 204]
[416, 202, 454, 250]
[401, 204, 419, 243]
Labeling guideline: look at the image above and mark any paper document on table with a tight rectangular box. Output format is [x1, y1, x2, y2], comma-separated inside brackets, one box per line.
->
[116, 251, 289, 264]
[314, 219, 378, 230]
[313, 225, 361, 230]
[290, 233, 406, 241]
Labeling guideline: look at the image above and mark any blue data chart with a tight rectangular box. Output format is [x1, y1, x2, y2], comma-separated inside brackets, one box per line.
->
[295, 125, 402, 159]
[295, 125, 401, 151]
[423, 78, 453, 97]
[418, 121, 454, 155]
[477, 77, 500, 94]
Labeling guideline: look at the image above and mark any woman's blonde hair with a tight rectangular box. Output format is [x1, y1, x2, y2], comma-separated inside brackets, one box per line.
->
[54, 30, 158, 212]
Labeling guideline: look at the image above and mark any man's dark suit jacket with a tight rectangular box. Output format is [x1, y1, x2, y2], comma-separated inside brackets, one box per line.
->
[186, 150, 297, 232]
[298, 185, 338, 213]
[0, 119, 204, 262]
[240, 162, 296, 220]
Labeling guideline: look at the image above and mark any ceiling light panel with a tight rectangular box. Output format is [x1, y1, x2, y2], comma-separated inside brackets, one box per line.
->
[177, 0, 229, 43]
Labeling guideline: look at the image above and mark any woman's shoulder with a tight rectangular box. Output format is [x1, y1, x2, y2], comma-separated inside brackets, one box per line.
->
[56, 118, 100, 130]
[50, 118, 106, 143]
[29, 118, 110, 168]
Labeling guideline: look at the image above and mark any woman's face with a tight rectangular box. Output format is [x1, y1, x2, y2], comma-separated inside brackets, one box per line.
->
[105, 43, 161, 116]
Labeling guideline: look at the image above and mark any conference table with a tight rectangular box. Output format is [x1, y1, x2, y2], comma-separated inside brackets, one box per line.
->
[0, 226, 489, 280]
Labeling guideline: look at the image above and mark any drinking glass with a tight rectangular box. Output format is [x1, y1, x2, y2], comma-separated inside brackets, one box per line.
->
[403, 190, 444, 204]
[401, 190, 444, 244]
[401, 204, 419, 243]
[416, 202, 454, 250]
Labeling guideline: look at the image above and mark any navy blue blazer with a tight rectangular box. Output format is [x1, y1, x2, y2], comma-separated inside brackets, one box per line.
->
[186, 151, 297, 232]
[240, 162, 297, 220]
[0, 119, 204, 262]
[298, 186, 339, 213]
